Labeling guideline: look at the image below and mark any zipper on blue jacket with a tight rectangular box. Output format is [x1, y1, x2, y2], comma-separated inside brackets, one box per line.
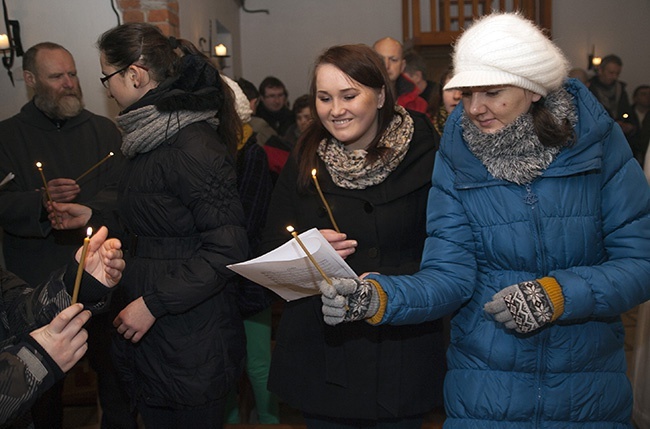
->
[524, 184, 547, 275]
[525, 183, 548, 428]
[534, 329, 550, 428]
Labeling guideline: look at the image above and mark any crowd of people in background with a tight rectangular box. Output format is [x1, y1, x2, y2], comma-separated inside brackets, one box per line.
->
[0, 11, 649, 429]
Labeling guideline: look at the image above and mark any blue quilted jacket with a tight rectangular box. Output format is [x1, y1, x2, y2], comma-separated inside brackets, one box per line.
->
[368, 80, 650, 428]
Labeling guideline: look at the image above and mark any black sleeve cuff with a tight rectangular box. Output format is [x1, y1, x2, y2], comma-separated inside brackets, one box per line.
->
[63, 259, 112, 305]
[24, 335, 65, 381]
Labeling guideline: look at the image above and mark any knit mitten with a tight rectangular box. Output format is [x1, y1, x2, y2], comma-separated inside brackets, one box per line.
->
[319, 278, 380, 326]
[484, 277, 564, 334]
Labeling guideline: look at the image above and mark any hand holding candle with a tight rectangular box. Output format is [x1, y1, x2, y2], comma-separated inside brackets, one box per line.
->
[311, 169, 340, 233]
[72, 227, 92, 304]
[287, 225, 332, 285]
[76, 152, 114, 182]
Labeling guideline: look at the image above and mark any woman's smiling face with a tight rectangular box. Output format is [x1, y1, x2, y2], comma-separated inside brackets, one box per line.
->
[315, 63, 385, 151]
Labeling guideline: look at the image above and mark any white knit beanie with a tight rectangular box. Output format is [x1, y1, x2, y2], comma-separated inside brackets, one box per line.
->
[444, 13, 569, 96]
[222, 74, 252, 124]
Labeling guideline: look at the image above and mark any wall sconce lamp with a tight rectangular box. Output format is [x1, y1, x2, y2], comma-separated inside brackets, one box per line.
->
[1, 0, 24, 86]
[587, 45, 601, 71]
[198, 20, 229, 70]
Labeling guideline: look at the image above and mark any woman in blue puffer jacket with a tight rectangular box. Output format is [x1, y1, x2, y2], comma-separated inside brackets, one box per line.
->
[318, 13, 650, 428]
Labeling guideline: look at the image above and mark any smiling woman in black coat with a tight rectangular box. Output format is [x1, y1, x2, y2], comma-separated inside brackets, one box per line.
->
[259, 44, 445, 428]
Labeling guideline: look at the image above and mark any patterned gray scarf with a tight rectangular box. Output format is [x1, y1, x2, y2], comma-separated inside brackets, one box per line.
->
[117, 104, 219, 158]
[462, 88, 577, 185]
[317, 105, 414, 190]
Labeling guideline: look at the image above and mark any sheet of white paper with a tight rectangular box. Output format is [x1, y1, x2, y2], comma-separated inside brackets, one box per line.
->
[227, 228, 358, 301]
[0, 172, 14, 188]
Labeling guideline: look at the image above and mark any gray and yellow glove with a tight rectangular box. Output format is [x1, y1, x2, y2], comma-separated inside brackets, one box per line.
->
[484, 277, 564, 334]
[319, 277, 381, 326]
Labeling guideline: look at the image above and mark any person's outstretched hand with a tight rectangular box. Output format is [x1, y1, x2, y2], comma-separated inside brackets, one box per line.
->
[48, 201, 92, 230]
[79, 226, 124, 288]
[29, 303, 91, 372]
[319, 277, 379, 326]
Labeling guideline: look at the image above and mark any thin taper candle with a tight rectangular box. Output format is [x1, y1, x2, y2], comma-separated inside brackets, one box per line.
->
[76, 152, 114, 182]
[287, 226, 332, 285]
[35, 162, 54, 204]
[311, 169, 340, 233]
[72, 227, 92, 304]
[36, 162, 60, 227]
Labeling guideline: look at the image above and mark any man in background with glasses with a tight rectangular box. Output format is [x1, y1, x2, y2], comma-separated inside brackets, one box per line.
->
[0, 42, 135, 429]
[256, 75, 295, 136]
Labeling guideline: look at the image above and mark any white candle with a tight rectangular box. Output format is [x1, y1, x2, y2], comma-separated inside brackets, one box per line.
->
[215, 44, 227, 57]
[0, 34, 9, 50]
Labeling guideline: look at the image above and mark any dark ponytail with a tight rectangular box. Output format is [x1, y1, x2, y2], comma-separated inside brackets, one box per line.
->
[98, 23, 241, 156]
[531, 101, 574, 148]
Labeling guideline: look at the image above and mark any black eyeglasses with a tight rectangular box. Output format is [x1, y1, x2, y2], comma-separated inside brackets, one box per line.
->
[100, 64, 129, 88]
[100, 63, 148, 88]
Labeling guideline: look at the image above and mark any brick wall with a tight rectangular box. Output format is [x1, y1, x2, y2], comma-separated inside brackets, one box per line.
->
[116, 0, 180, 37]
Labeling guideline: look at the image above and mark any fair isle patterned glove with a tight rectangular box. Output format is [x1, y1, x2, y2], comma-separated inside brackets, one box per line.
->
[484, 277, 565, 334]
[319, 278, 381, 326]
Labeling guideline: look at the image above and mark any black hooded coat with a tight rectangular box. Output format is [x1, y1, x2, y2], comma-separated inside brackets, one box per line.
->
[111, 54, 248, 408]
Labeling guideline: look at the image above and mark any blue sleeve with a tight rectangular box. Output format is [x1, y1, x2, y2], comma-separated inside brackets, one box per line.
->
[553, 121, 650, 320]
[368, 150, 477, 324]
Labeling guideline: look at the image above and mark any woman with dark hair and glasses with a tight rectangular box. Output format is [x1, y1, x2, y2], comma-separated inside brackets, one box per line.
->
[49, 22, 248, 428]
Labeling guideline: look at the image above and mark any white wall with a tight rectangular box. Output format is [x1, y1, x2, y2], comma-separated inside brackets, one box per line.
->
[178, 0, 242, 80]
[1, 0, 649, 122]
[0, 0, 122, 121]
[239, 0, 402, 104]
[0, 0, 243, 122]
[552, 0, 650, 96]
[239, 0, 650, 105]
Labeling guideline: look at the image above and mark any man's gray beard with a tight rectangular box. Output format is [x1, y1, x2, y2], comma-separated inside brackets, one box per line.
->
[34, 90, 85, 119]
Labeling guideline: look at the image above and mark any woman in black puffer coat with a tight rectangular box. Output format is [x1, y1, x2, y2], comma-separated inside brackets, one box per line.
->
[52, 23, 248, 428]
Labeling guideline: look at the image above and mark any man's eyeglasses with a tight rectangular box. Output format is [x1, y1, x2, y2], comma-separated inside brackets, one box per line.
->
[100, 63, 148, 88]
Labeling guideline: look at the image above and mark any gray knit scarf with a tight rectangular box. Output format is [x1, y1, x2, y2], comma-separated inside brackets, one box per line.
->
[462, 88, 577, 185]
[317, 105, 414, 190]
[117, 104, 219, 158]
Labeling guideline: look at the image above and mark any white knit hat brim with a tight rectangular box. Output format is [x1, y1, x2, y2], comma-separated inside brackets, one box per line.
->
[443, 13, 569, 98]
[445, 69, 547, 96]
